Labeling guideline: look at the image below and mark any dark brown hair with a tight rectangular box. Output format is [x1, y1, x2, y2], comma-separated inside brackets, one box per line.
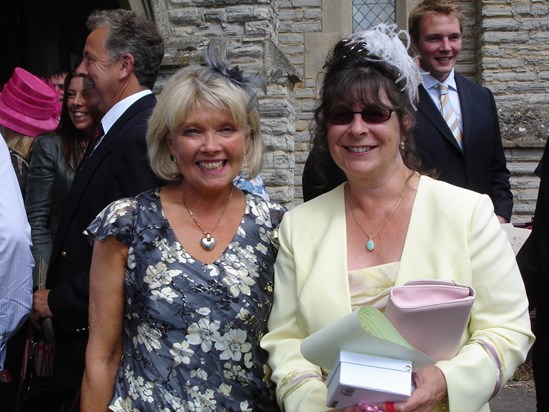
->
[308, 37, 422, 190]
[56, 73, 97, 171]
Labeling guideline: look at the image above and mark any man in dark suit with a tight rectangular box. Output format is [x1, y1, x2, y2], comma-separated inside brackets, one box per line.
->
[408, 0, 512, 222]
[517, 144, 547, 411]
[303, 0, 512, 224]
[30, 9, 165, 409]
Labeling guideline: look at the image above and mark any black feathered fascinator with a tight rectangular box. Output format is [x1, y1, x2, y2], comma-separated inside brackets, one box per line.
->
[204, 40, 283, 112]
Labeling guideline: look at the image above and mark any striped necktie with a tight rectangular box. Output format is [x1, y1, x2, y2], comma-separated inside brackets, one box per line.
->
[438, 83, 462, 149]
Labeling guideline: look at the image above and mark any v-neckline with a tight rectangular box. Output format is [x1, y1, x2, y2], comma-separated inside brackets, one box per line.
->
[157, 189, 247, 266]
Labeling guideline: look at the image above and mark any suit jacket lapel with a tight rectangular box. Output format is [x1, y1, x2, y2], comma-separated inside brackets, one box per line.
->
[303, 185, 353, 330]
[53, 94, 155, 250]
[455, 75, 472, 145]
[417, 84, 462, 152]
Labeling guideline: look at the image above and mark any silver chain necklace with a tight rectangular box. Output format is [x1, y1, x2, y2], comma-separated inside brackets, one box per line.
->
[349, 184, 407, 252]
[180, 185, 234, 251]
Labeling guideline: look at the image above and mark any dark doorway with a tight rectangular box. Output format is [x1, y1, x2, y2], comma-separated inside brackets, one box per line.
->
[0, 0, 120, 85]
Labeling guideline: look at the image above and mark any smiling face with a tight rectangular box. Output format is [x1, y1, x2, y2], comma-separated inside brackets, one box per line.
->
[168, 102, 250, 195]
[66, 75, 96, 136]
[75, 27, 121, 115]
[327, 94, 408, 183]
[414, 13, 462, 82]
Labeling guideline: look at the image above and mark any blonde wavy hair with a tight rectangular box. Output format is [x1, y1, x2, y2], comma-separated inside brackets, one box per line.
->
[147, 66, 264, 182]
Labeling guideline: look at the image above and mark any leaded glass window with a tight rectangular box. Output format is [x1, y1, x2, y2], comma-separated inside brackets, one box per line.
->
[353, 0, 396, 32]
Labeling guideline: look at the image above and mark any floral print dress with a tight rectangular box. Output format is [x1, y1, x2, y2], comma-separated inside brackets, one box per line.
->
[85, 188, 285, 412]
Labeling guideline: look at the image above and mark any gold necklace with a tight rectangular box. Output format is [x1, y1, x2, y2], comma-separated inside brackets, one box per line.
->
[349, 184, 407, 252]
[180, 186, 234, 251]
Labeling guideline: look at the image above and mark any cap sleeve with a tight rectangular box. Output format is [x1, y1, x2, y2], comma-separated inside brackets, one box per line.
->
[84, 197, 138, 247]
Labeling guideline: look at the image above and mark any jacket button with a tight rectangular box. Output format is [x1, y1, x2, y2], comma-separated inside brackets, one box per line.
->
[61, 251, 67, 257]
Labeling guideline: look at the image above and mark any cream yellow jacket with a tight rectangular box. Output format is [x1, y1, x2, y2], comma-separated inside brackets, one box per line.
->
[262, 177, 534, 412]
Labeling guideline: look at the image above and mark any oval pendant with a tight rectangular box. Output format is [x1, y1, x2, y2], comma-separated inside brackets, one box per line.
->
[200, 234, 216, 251]
[366, 239, 375, 251]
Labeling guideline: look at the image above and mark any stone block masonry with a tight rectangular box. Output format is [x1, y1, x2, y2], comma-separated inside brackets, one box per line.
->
[150, 0, 549, 220]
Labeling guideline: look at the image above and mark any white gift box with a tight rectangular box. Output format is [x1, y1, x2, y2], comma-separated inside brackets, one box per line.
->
[326, 351, 413, 409]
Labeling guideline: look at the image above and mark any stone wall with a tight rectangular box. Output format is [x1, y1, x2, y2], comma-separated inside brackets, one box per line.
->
[478, 0, 549, 222]
[277, 0, 324, 201]
[149, 0, 549, 221]
[151, 0, 300, 208]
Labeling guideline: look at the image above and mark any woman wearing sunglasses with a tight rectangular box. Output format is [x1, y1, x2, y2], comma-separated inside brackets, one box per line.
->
[261, 24, 533, 412]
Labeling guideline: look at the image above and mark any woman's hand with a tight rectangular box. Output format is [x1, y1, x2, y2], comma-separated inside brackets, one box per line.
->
[386, 365, 448, 412]
[330, 365, 447, 412]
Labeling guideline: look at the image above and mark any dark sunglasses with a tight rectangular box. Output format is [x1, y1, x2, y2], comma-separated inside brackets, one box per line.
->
[326, 107, 397, 125]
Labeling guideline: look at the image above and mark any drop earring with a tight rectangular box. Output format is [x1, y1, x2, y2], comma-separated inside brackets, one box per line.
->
[171, 155, 180, 179]
[241, 157, 249, 175]
[400, 140, 405, 151]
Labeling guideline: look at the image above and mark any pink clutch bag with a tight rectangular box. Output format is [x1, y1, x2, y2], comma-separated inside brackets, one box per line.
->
[384, 279, 475, 361]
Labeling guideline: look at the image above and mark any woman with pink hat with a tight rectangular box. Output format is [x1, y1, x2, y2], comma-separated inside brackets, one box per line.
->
[0, 69, 98, 412]
[0, 66, 59, 410]
[0, 67, 59, 194]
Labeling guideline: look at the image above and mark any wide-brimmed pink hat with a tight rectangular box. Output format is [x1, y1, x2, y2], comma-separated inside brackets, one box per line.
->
[0, 67, 59, 137]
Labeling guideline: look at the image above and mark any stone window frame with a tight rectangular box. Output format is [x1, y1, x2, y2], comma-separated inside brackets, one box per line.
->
[120, 0, 153, 18]
[305, 0, 418, 83]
